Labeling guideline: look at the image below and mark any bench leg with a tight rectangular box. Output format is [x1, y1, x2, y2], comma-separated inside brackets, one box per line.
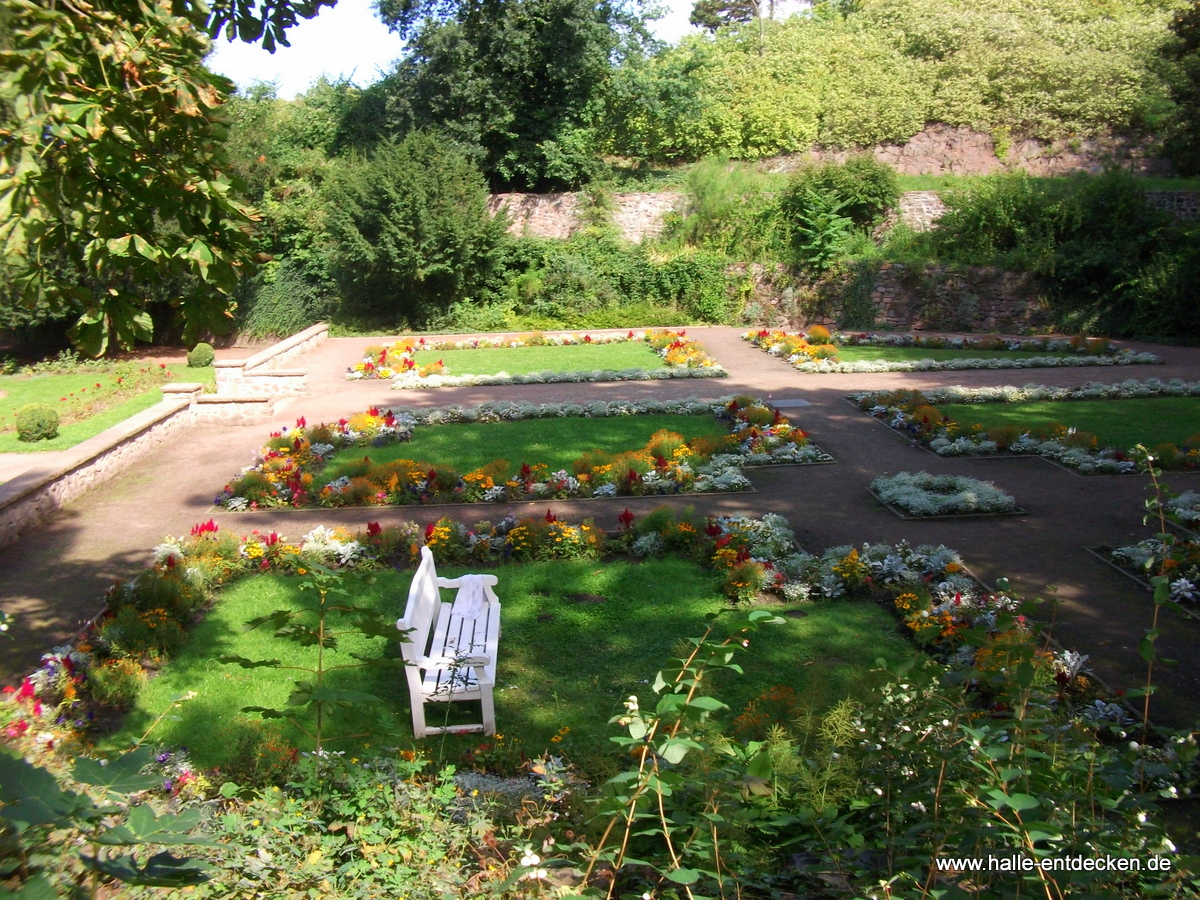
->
[481, 687, 496, 736]
[411, 697, 429, 740]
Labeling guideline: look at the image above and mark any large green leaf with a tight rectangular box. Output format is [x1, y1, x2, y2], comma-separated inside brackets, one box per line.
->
[81, 850, 211, 888]
[72, 745, 161, 795]
[0, 751, 92, 829]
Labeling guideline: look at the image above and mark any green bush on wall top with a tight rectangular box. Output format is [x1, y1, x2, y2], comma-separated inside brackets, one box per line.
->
[187, 342, 215, 367]
[15, 403, 60, 442]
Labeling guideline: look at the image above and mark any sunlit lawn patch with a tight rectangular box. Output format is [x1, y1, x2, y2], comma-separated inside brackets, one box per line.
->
[411, 342, 664, 375]
[104, 559, 912, 773]
[940, 396, 1200, 451]
[321, 413, 729, 484]
[0, 364, 213, 452]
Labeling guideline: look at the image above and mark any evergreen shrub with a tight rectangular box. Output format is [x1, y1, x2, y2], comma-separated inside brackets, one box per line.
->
[15, 404, 60, 442]
[187, 342, 215, 367]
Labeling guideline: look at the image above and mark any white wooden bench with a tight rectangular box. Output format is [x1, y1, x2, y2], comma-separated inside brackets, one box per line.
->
[395, 546, 501, 738]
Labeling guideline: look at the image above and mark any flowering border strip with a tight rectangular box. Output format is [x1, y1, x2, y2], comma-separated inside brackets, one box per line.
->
[1085, 546, 1200, 623]
[849, 379, 1200, 476]
[215, 396, 835, 511]
[868, 472, 1026, 519]
[344, 329, 727, 386]
[743, 329, 1162, 374]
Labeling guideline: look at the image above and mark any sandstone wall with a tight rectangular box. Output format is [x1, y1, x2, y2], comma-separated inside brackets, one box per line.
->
[864, 264, 1051, 333]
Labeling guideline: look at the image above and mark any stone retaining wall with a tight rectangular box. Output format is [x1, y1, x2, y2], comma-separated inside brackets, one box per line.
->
[0, 399, 196, 549]
[0, 326, 328, 549]
[214, 322, 326, 396]
[489, 192, 685, 243]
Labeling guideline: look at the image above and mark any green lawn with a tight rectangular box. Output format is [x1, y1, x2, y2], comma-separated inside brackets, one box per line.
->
[104, 559, 914, 774]
[941, 397, 1200, 450]
[322, 413, 730, 482]
[837, 346, 1081, 364]
[0, 364, 214, 453]
[411, 342, 665, 376]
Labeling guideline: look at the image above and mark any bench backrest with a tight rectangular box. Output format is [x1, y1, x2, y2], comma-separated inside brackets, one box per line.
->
[397, 546, 442, 663]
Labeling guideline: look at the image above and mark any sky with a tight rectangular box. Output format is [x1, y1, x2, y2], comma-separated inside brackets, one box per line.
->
[206, 0, 702, 99]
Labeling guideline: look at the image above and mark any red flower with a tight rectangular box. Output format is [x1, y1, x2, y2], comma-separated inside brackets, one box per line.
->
[425, 522, 436, 541]
[191, 519, 219, 536]
[545, 508, 557, 523]
[427, 469, 438, 485]
[519, 463, 532, 480]
[583, 334, 592, 343]
[618, 508, 635, 530]
[368, 406, 380, 417]
[296, 416, 306, 429]
[366, 522, 382, 537]
[16, 679, 34, 701]
[436, 359, 443, 367]
[627, 330, 635, 339]
[706, 521, 722, 537]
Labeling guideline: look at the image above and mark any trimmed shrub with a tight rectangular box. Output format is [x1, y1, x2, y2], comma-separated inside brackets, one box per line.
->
[187, 342, 215, 367]
[15, 403, 60, 442]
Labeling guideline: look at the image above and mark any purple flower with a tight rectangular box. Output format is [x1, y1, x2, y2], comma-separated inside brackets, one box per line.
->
[157, 751, 173, 764]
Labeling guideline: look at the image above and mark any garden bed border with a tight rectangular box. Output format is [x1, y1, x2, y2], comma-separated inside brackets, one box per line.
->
[1084, 546, 1200, 626]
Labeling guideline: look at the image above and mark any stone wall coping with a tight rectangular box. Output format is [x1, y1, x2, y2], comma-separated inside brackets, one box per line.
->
[239, 369, 307, 378]
[193, 395, 272, 406]
[241, 322, 328, 372]
[0, 398, 192, 510]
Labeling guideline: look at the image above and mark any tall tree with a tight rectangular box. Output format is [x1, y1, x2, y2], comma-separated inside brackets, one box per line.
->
[377, 0, 647, 190]
[0, 0, 329, 355]
[1165, 2, 1200, 176]
[324, 131, 509, 325]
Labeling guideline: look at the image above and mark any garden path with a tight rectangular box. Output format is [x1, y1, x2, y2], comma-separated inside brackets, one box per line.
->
[3, 328, 1200, 729]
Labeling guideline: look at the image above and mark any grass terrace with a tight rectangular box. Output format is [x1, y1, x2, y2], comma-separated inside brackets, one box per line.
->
[103, 558, 912, 775]
[409, 342, 665, 375]
[0, 359, 211, 452]
[348, 330, 723, 387]
[219, 397, 828, 510]
[320, 413, 729, 485]
[940, 397, 1200, 451]
[745, 328, 1160, 374]
[852, 381, 1200, 473]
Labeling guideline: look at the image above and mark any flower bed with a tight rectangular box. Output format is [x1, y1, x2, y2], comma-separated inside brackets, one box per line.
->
[215, 396, 833, 511]
[744, 328, 1161, 373]
[3, 508, 1117, 761]
[850, 379, 1200, 474]
[3, 509, 1169, 900]
[345, 329, 726, 387]
[869, 471, 1021, 518]
[1100, 538, 1200, 606]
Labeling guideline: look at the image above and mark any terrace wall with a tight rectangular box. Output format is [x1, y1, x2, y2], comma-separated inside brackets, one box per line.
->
[0, 325, 327, 549]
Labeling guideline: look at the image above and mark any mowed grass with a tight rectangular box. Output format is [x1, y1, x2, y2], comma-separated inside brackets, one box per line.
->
[411, 342, 665, 376]
[104, 559, 915, 774]
[940, 397, 1200, 450]
[837, 346, 1084, 364]
[322, 413, 730, 482]
[0, 365, 214, 453]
